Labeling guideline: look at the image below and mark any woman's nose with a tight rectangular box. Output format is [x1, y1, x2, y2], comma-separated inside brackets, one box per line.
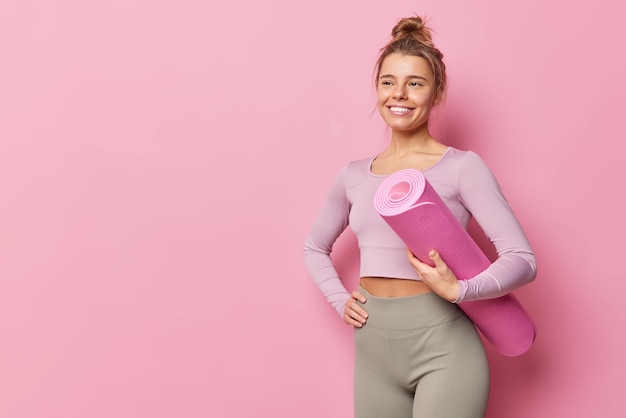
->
[392, 85, 407, 99]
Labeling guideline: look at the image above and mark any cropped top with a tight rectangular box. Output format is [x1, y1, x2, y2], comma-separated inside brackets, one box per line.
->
[303, 147, 537, 317]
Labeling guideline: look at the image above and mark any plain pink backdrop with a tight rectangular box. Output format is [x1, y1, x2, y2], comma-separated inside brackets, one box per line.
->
[1, 0, 624, 417]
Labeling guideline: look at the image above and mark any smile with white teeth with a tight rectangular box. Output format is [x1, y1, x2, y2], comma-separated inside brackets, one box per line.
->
[389, 106, 412, 114]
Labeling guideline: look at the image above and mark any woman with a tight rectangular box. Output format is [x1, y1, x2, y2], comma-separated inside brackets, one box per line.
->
[304, 15, 537, 418]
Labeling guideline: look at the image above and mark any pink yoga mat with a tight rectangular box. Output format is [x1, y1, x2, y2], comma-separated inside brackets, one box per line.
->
[374, 169, 536, 356]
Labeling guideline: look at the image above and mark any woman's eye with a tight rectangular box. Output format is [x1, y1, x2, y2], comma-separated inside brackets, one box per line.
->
[380, 81, 392, 86]
[409, 82, 422, 87]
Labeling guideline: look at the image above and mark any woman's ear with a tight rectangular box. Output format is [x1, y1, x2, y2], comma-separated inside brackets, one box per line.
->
[433, 89, 445, 106]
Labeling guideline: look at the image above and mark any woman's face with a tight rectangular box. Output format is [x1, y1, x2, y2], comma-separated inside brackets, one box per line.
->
[377, 53, 437, 134]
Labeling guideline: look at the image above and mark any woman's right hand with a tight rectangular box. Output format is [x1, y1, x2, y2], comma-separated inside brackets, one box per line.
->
[343, 290, 368, 327]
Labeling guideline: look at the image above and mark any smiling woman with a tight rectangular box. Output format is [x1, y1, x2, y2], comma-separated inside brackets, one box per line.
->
[304, 15, 537, 418]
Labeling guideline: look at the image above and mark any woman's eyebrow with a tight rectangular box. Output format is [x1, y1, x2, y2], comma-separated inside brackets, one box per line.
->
[379, 74, 429, 81]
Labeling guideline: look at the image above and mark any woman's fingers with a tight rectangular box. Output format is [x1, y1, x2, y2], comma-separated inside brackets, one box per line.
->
[406, 248, 460, 302]
[344, 291, 368, 327]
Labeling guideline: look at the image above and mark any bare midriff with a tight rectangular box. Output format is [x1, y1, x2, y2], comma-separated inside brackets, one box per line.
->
[359, 277, 432, 297]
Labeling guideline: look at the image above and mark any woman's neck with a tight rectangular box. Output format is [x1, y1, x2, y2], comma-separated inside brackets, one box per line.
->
[386, 126, 441, 156]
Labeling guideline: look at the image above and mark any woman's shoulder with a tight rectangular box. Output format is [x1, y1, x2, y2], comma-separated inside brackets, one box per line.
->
[348, 155, 376, 169]
[335, 155, 376, 177]
[443, 146, 479, 161]
[441, 147, 502, 198]
[440, 147, 490, 171]
[326, 156, 376, 188]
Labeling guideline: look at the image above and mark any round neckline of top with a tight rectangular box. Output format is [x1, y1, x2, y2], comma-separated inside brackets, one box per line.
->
[367, 146, 454, 178]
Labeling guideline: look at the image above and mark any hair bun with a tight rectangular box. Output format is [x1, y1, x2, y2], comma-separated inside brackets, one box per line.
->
[391, 16, 434, 48]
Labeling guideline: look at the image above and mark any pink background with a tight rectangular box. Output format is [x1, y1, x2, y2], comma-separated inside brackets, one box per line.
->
[0, 0, 624, 417]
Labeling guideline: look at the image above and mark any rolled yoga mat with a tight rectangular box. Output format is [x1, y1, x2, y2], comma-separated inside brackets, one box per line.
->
[374, 168, 536, 357]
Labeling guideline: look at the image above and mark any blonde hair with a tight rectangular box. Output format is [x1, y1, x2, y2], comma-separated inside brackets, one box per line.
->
[375, 16, 447, 103]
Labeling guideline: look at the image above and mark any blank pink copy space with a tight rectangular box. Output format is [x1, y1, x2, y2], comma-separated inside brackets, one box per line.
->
[0, 1, 624, 417]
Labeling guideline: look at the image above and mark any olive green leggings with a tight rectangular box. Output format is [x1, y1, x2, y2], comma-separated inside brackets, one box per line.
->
[354, 286, 490, 418]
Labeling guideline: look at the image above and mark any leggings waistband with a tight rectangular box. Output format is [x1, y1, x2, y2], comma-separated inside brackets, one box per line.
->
[358, 285, 465, 330]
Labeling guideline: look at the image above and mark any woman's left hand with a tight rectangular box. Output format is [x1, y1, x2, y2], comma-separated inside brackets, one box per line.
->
[406, 249, 460, 303]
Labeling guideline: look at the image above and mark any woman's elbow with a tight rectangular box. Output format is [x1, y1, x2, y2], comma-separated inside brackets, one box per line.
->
[523, 252, 537, 284]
